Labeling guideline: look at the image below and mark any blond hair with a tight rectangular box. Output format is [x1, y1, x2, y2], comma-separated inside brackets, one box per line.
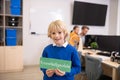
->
[48, 20, 68, 39]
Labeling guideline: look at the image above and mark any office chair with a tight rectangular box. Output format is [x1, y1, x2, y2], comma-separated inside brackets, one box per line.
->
[85, 54, 102, 80]
[74, 51, 86, 80]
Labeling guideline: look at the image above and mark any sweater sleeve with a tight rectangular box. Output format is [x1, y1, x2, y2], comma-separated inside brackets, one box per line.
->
[65, 50, 81, 76]
[40, 49, 47, 75]
[69, 35, 80, 49]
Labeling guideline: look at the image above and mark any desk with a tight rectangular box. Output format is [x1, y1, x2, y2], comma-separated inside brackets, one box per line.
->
[82, 49, 120, 80]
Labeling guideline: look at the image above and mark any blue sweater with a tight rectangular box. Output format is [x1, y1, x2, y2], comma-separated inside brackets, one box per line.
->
[40, 44, 81, 80]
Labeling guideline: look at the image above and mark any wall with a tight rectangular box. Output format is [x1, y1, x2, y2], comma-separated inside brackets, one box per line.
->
[109, 0, 118, 35]
[30, 0, 72, 34]
[23, 0, 110, 65]
[117, 0, 120, 35]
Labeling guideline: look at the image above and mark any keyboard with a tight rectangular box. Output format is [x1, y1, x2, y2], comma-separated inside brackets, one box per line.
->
[96, 52, 111, 57]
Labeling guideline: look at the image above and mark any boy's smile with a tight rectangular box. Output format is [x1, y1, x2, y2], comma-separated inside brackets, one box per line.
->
[51, 31, 65, 46]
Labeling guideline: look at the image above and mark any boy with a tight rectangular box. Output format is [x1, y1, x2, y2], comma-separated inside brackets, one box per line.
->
[40, 20, 81, 80]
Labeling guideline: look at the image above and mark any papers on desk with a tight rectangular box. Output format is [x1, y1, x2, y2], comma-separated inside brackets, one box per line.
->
[90, 55, 110, 61]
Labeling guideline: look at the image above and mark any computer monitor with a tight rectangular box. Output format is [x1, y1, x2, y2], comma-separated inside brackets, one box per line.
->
[84, 35, 98, 47]
[97, 35, 120, 52]
[72, 1, 108, 26]
[85, 35, 120, 51]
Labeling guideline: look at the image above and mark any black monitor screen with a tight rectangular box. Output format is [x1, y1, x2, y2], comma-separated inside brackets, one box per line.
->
[72, 1, 108, 26]
[85, 35, 120, 53]
[97, 36, 120, 52]
[84, 35, 98, 47]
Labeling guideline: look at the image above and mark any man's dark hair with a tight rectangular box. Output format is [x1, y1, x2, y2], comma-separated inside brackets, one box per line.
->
[82, 25, 89, 30]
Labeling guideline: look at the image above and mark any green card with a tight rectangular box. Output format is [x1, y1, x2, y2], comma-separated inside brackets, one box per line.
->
[40, 57, 71, 72]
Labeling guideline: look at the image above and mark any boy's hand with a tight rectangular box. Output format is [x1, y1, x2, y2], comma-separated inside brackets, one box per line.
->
[55, 69, 65, 76]
[46, 69, 54, 77]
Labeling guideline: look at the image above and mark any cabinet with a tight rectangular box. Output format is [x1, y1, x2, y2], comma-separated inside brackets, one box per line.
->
[0, 0, 23, 72]
[5, 46, 23, 71]
[0, 47, 5, 72]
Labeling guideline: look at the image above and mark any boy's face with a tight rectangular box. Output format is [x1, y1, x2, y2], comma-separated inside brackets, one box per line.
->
[50, 30, 65, 46]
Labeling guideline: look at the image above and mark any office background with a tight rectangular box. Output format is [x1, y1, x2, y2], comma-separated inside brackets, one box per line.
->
[23, 0, 120, 65]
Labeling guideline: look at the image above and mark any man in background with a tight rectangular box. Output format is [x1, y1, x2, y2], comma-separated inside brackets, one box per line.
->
[78, 25, 89, 51]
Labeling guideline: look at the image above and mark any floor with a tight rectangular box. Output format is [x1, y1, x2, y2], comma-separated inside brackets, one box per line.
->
[0, 65, 112, 80]
[75, 73, 87, 80]
[0, 66, 43, 80]
[0, 65, 86, 80]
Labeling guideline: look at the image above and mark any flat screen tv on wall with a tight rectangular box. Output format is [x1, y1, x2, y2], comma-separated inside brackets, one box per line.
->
[72, 1, 108, 26]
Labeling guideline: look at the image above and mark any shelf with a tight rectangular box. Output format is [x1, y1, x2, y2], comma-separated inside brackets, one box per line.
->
[0, 41, 4, 46]
[0, 0, 4, 14]
[5, 16, 22, 27]
[0, 0, 23, 46]
[0, 16, 3, 26]
[0, 0, 23, 73]
[5, 14, 22, 17]
[5, 0, 22, 15]
[5, 26, 22, 28]
[0, 27, 4, 46]
[0, 14, 4, 16]
[0, 26, 3, 28]
[5, 28, 23, 46]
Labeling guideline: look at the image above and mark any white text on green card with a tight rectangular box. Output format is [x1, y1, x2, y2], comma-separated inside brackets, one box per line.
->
[40, 57, 71, 72]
